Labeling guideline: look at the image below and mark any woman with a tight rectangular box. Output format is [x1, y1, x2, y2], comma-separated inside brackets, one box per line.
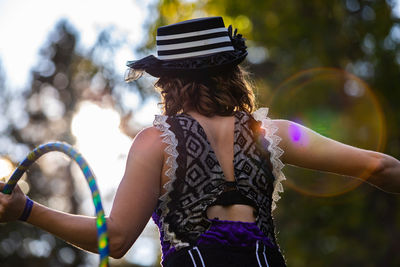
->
[0, 17, 399, 267]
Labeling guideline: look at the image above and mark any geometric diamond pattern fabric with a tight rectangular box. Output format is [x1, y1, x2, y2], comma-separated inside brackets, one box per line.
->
[153, 111, 278, 250]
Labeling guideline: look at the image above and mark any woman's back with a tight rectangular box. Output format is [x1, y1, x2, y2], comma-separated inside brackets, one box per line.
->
[184, 111, 256, 222]
[152, 109, 286, 265]
[186, 112, 235, 182]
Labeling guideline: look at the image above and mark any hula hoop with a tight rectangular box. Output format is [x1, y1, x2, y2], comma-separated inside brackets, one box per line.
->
[2, 142, 109, 267]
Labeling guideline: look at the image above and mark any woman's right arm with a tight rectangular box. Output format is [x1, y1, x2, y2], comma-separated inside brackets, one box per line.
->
[273, 119, 400, 194]
[0, 126, 164, 258]
[0, 174, 106, 255]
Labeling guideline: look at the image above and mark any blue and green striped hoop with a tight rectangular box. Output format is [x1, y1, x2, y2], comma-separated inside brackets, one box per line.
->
[2, 142, 109, 267]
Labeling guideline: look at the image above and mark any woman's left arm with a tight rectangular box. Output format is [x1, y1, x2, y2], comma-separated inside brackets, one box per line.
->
[273, 119, 400, 194]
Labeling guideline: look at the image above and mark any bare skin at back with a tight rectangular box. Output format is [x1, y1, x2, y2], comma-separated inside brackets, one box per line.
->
[161, 111, 258, 222]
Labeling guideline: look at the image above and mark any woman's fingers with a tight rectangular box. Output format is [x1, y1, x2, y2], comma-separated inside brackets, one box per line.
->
[0, 182, 27, 222]
[0, 182, 10, 221]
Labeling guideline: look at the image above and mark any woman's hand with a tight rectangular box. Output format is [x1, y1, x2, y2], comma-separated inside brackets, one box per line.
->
[0, 182, 27, 222]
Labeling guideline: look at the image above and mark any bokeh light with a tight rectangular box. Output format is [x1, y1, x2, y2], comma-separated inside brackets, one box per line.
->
[71, 101, 132, 214]
[0, 157, 30, 194]
[0, 157, 14, 180]
[268, 68, 386, 197]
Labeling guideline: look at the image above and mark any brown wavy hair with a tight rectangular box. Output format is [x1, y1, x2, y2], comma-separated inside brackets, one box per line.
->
[155, 66, 256, 117]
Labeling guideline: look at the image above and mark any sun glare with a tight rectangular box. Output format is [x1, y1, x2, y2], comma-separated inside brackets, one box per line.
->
[71, 101, 132, 212]
[70, 101, 160, 266]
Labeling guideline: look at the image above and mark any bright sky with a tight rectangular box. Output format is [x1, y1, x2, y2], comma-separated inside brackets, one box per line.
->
[0, 0, 150, 89]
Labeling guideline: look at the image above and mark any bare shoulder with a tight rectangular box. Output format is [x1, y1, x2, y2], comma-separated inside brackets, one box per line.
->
[270, 119, 325, 164]
[270, 119, 298, 150]
[128, 126, 165, 158]
[271, 119, 291, 131]
[272, 119, 319, 145]
[132, 126, 163, 144]
[133, 126, 163, 143]
[271, 119, 300, 133]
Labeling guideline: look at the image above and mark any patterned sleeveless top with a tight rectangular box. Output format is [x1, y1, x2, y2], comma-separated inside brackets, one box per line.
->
[152, 108, 286, 254]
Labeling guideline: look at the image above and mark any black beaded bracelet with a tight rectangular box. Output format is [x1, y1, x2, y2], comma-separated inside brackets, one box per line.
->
[18, 196, 33, 221]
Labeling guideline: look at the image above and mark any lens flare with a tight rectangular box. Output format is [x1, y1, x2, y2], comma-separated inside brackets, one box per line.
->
[289, 122, 303, 143]
[268, 68, 386, 197]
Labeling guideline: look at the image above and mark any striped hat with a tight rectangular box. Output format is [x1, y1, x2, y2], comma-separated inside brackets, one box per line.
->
[125, 17, 247, 81]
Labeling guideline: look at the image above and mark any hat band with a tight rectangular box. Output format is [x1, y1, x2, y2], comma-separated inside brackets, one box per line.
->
[157, 36, 232, 51]
[157, 46, 234, 60]
[156, 27, 227, 40]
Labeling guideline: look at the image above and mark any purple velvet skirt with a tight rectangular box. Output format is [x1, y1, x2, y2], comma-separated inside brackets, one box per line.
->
[196, 219, 276, 248]
[156, 218, 286, 266]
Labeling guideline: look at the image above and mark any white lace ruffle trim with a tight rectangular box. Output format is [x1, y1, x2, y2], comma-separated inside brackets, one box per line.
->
[252, 108, 286, 211]
[153, 115, 189, 249]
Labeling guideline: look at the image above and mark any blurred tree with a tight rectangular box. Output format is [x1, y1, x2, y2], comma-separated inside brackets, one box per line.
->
[0, 19, 148, 266]
[140, 0, 400, 266]
[0, 20, 87, 267]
